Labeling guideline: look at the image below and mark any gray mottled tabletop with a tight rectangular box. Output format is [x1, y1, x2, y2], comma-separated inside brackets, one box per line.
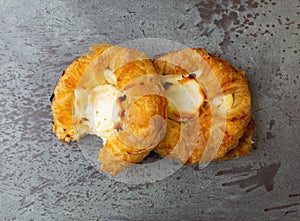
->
[0, 0, 299, 220]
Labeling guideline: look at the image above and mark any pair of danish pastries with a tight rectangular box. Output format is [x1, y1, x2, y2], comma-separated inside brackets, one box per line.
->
[51, 43, 255, 175]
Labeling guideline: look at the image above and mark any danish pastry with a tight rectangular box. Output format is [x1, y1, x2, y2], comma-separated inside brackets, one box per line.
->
[152, 48, 255, 164]
[51, 43, 167, 175]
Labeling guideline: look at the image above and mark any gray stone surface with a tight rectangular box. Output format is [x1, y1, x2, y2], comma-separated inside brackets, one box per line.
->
[0, 0, 299, 220]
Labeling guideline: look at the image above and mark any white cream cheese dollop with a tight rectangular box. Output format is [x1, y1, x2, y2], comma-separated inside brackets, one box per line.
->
[163, 75, 205, 122]
[74, 70, 121, 139]
[85, 84, 121, 138]
[210, 94, 233, 115]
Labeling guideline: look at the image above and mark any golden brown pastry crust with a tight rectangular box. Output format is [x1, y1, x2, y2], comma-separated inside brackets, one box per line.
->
[51, 45, 111, 142]
[153, 48, 255, 163]
[98, 78, 167, 176]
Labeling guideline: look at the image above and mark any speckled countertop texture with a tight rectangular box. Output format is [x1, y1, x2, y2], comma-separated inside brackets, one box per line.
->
[0, 0, 299, 220]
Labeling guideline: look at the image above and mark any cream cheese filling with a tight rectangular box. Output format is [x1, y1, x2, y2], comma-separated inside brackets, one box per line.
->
[163, 75, 205, 122]
[210, 94, 233, 114]
[74, 69, 121, 139]
[85, 84, 121, 138]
